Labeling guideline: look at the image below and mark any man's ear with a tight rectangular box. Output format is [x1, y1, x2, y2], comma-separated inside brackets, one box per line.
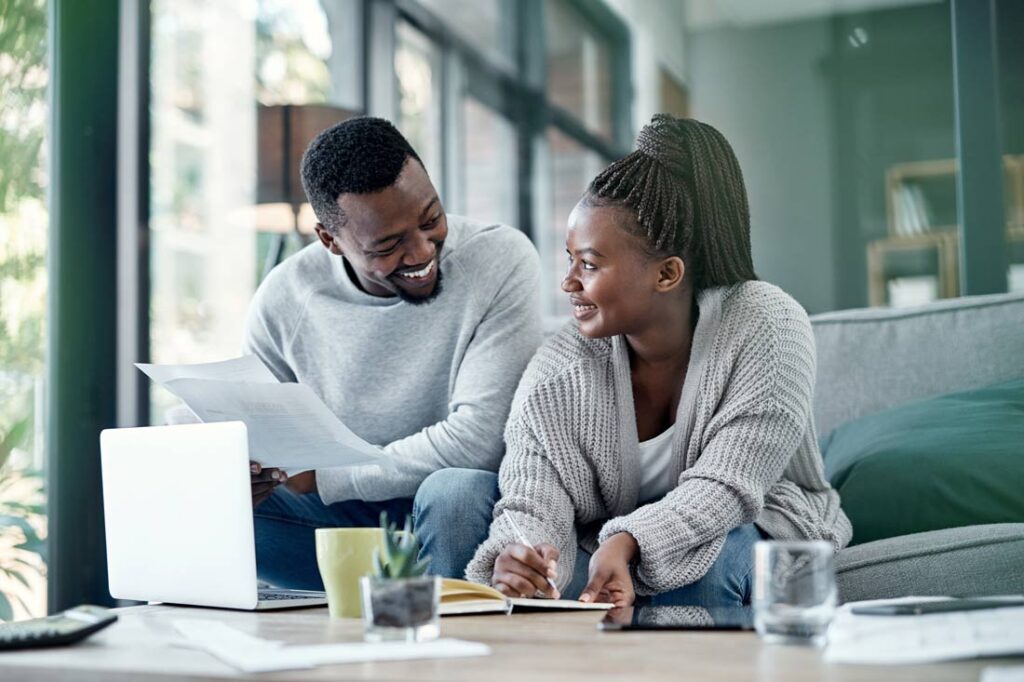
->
[655, 256, 685, 293]
[314, 223, 344, 256]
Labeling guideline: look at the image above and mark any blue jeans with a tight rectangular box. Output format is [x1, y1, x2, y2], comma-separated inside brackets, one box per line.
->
[253, 468, 500, 590]
[563, 523, 766, 608]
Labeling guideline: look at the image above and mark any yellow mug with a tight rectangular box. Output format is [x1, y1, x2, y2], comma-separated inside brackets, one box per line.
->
[315, 527, 385, 619]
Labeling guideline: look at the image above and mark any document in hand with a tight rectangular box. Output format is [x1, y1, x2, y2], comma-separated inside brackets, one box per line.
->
[137, 356, 384, 473]
[439, 579, 614, 616]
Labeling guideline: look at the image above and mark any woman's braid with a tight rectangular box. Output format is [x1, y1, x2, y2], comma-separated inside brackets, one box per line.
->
[586, 115, 756, 291]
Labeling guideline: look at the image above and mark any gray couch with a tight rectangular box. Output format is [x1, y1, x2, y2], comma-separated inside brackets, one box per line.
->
[810, 291, 1024, 602]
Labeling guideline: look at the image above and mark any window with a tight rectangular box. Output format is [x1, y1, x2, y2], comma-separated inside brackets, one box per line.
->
[0, 0, 48, 620]
[395, 20, 444, 186]
[546, 128, 606, 316]
[545, 0, 616, 142]
[389, 0, 630, 318]
[461, 97, 518, 228]
[149, 0, 360, 423]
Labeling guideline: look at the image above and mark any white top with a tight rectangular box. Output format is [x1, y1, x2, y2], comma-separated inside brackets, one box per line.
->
[637, 424, 677, 504]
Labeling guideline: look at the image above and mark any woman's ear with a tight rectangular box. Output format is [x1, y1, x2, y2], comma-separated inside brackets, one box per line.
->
[655, 256, 686, 292]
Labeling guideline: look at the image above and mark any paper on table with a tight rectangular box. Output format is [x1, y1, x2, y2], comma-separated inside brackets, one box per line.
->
[825, 596, 1024, 665]
[983, 666, 1024, 682]
[171, 619, 491, 673]
[137, 357, 384, 473]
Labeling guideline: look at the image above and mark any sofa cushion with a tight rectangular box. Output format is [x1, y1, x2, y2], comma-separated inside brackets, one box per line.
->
[810, 291, 1024, 437]
[836, 524, 1024, 603]
[821, 378, 1024, 546]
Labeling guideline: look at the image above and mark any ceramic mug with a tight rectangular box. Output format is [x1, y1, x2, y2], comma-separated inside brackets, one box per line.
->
[315, 527, 386, 619]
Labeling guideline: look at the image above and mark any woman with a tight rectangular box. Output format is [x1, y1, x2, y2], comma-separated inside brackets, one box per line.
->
[465, 115, 851, 608]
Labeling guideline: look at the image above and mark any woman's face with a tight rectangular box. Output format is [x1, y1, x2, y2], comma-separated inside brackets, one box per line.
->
[562, 203, 671, 338]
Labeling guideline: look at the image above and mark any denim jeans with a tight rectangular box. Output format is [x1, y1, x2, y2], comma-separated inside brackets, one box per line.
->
[253, 468, 500, 590]
[563, 523, 767, 608]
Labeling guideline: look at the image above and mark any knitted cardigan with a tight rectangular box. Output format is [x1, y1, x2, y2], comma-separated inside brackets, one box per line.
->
[465, 281, 852, 595]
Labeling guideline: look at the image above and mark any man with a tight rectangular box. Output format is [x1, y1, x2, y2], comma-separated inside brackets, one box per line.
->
[246, 116, 542, 589]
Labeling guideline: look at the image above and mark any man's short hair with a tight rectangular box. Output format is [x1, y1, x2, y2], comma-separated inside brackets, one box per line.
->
[300, 116, 422, 230]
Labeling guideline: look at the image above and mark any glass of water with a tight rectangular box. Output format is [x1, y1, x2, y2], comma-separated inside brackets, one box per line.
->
[753, 540, 836, 646]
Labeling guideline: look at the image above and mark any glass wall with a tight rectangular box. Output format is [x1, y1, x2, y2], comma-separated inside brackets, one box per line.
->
[687, 0, 1021, 312]
[0, 0, 48, 620]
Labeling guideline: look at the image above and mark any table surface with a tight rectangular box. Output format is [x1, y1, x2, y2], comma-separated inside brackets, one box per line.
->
[0, 603, 1014, 681]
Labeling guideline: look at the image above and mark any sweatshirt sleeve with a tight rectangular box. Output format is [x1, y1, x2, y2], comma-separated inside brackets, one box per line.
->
[465, 400, 580, 591]
[316, 232, 542, 504]
[241, 275, 300, 384]
[598, 303, 817, 595]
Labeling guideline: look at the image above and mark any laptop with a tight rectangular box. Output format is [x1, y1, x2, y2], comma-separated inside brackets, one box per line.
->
[100, 421, 328, 610]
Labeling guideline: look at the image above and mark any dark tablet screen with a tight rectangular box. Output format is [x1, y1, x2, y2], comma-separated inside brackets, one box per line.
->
[599, 605, 754, 631]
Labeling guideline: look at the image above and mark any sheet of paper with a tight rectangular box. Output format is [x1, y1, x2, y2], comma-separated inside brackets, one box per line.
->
[171, 619, 491, 673]
[983, 666, 1024, 682]
[825, 596, 1024, 665]
[162, 379, 383, 472]
[137, 357, 384, 473]
[136, 356, 279, 385]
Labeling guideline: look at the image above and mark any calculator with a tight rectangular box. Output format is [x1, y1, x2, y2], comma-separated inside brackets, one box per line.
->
[0, 605, 117, 650]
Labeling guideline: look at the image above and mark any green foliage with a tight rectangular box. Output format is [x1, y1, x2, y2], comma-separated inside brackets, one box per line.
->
[0, 0, 48, 213]
[0, 420, 46, 622]
[371, 512, 431, 580]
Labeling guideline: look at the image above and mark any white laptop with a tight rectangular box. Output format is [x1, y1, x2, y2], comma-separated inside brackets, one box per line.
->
[100, 421, 328, 610]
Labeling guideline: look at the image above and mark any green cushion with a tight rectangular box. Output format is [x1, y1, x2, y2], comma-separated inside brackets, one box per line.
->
[820, 378, 1024, 546]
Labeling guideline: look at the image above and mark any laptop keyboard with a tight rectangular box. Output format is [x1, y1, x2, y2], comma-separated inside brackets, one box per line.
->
[258, 590, 325, 601]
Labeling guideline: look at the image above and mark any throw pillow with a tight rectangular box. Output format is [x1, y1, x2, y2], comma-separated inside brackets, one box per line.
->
[819, 378, 1024, 546]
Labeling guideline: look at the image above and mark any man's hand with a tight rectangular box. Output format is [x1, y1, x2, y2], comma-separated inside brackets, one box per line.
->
[493, 542, 561, 599]
[579, 532, 638, 608]
[250, 461, 286, 508]
[284, 470, 317, 495]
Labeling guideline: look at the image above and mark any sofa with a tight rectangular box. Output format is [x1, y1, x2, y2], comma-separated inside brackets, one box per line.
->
[810, 291, 1024, 602]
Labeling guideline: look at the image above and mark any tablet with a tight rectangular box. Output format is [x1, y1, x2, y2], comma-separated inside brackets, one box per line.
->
[598, 605, 755, 631]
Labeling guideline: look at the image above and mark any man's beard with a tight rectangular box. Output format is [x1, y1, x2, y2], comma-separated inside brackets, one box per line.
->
[396, 268, 443, 305]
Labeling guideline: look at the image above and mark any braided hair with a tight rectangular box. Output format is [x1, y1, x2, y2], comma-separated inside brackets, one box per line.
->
[584, 114, 756, 291]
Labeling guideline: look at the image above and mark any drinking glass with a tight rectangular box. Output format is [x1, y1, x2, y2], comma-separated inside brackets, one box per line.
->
[752, 540, 836, 646]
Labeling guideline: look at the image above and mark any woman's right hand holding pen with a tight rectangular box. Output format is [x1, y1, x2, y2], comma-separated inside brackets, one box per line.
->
[493, 543, 561, 599]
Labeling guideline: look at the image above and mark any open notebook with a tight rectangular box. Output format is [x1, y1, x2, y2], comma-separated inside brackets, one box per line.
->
[440, 579, 614, 616]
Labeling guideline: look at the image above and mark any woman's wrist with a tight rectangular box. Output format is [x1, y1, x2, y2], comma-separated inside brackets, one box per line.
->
[605, 531, 640, 563]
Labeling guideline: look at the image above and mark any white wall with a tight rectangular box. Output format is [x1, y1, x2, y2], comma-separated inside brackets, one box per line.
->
[603, 0, 688, 133]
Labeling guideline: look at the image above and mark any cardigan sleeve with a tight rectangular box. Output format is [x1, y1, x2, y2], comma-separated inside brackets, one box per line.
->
[598, 305, 817, 595]
[464, 403, 581, 593]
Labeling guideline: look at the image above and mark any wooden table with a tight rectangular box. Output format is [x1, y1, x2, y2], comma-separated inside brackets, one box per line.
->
[0, 604, 1011, 681]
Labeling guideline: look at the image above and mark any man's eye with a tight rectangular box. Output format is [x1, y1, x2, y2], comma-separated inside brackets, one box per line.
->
[371, 244, 399, 257]
[421, 215, 441, 230]
[581, 261, 596, 271]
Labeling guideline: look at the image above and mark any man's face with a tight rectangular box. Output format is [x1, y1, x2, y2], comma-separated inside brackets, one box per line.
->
[315, 159, 447, 303]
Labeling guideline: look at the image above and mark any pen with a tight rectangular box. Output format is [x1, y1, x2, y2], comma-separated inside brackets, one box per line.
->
[503, 512, 560, 598]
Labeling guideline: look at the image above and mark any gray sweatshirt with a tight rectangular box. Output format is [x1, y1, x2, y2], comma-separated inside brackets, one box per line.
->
[466, 281, 852, 595]
[243, 215, 542, 504]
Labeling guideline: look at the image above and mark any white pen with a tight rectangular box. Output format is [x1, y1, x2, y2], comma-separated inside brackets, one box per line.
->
[504, 512, 560, 598]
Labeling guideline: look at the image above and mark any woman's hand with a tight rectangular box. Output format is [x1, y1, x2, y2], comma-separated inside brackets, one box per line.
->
[493, 543, 561, 599]
[579, 532, 638, 607]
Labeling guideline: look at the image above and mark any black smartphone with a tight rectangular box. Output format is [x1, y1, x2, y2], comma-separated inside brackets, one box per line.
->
[599, 605, 754, 631]
[850, 597, 1024, 616]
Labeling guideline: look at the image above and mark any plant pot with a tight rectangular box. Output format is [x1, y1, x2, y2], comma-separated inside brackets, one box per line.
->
[359, 575, 440, 642]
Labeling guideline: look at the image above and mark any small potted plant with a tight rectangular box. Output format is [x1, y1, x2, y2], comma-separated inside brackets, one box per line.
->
[359, 512, 440, 642]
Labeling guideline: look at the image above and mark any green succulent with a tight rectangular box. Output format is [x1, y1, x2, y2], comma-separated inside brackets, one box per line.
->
[372, 511, 431, 580]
